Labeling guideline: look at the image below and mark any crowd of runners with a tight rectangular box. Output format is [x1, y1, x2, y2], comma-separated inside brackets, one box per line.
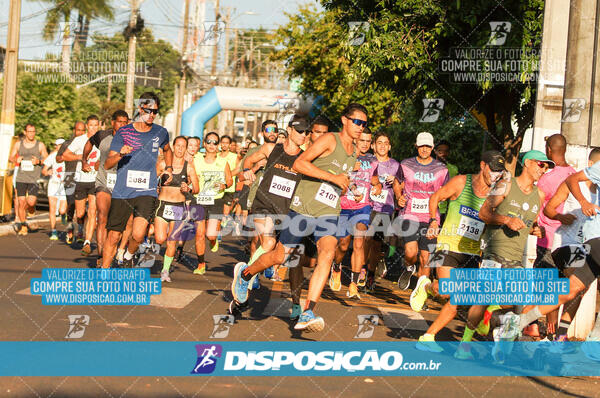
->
[9, 91, 600, 356]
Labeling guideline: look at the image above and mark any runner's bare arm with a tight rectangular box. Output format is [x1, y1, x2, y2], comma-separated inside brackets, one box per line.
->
[479, 183, 525, 230]
[428, 175, 467, 220]
[393, 179, 405, 207]
[42, 162, 52, 176]
[293, 133, 348, 190]
[241, 143, 273, 182]
[224, 163, 233, 189]
[105, 145, 132, 169]
[370, 175, 383, 196]
[61, 147, 82, 162]
[188, 163, 200, 194]
[9, 141, 21, 164]
[162, 142, 174, 185]
[39, 142, 49, 162]
[566, 171, 600, 217]
[81, 140, 93, 172]
[544, 182, 576, 225]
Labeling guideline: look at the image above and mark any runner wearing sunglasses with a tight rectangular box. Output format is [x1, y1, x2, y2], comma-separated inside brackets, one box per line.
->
[231, 103, 365, 333]
[455, 150, 550, 359]
[191, 132, 233, 275]
[100, 92, 173, 268]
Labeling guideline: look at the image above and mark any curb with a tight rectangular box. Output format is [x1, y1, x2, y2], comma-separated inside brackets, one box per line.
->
[0, 216, 50, 237]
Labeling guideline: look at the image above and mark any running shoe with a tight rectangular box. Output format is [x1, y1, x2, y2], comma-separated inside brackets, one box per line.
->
[410, 275, 431, 312]
[329, 264, 342, 292]
[49, 230, 59, 241]
[294, 310, 325, 332]
[66, 232, 73, 245]
[61, 214, 67, 225]
[251, 274, 260, 290]
[210, 239, 219, 252]
[18, 225, 28, 236]
[376, 258, 387, 278]
[116, 248, 125, 263]
[160, 270, 172, 283]
[264, 266, 274, 279]
[454, 342, 474, 360]
[416, 334, 444, 353]
[122, 257, 135, 268]
[364, 274, 376, 293]
[81, 242, 92, 256]
[548, 335, 576, 354]
[357, 269, 367, 287]
[347, 282, 361, 299]
[228, 299, 249, 318]
[290, 304, 303, 320]
[397, 265, 415, 290]
[231, 262, 250, 303]
[76, 234, 84, 244]
[193, 263, 206, 275]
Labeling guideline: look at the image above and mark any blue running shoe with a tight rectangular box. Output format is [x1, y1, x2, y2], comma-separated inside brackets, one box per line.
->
[231, 262, 250, 303]
[248, 273, 260, 290]
[294, 310, 325, 332]
[264, 266, 274, 279]
[290, 304, 302, 320]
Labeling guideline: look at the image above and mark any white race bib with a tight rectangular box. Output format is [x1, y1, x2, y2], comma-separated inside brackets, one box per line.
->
[370, 189, 389, 204]
[126, 170, 150, 189]
[162, 204, 183, 220]
[315, 183, 339, 208]
[410, 197, 429, 213]
[481, 259, 502, 269]
[457, 216, 485, 240]
[106, 172, 117, 190]
[196, 194, 215, 205]
[268, 175, 296, 198]
[21, 160, 34, 172]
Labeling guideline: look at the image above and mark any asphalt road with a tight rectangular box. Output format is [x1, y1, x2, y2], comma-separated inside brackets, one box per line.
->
[0, 219, 598, 397]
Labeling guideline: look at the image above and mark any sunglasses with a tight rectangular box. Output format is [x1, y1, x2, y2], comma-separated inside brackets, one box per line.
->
[265, 127, 277, 133]
[205, 140, 218, 145]
[535, 161, 549, 169]
[295, 129, 310, 135]
[141, 107, 159, 115]
[348, 118, 368, 128]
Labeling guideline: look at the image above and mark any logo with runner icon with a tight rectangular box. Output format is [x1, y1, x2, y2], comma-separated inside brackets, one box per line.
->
[354, 315, 379, 338]
[487, 21, 511, 46]
[210, 315, 235, 338]
[65, 315, 89, 339]
[561, 98, 586, 123]
[191, 344, 222, 374]
[419, 99, 444, 123]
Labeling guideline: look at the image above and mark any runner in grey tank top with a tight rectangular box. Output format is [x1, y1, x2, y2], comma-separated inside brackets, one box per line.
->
[9, 124, 48, 235]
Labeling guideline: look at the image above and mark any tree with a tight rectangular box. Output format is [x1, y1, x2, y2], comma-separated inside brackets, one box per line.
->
[41, 0, 114, 74]
[274, 1, 544, 172]
[75, 29, 181, 116]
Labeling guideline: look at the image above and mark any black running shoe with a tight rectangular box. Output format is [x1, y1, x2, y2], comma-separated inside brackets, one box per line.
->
[122, 257, 135, 268]
[397, 265, 415, 290]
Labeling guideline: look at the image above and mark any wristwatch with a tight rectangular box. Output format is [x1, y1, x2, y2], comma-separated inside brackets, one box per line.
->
[165, 166, 173, 171]
[429, 217, 437, 224]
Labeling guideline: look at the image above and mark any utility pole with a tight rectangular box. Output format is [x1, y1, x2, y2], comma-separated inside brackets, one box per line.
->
[223, 7, 231, 79]
[125, 0, 142, 118]
[210, 0, 220, 77]
[0, 0, 22, 210]
[107, 75, 112, 102]
[233, 28, 238, 75]
[176, 0, 191, 135]
[248, 36, 254, 87]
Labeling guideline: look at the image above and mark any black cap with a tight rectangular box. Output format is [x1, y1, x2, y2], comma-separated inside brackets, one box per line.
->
[278, 128, 288, 137]
[481, 150, 506, 172]
[288, 114, 310, 132]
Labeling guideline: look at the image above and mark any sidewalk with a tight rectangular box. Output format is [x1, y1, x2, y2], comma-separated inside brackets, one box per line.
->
[0, 212, 50, 237]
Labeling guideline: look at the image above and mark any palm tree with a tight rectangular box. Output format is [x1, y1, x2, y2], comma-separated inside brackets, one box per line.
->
[41, 0, 114, 75]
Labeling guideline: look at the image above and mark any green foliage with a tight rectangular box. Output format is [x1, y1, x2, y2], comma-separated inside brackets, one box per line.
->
[274, 1, 544, 170]
[77, 29, 181, 114]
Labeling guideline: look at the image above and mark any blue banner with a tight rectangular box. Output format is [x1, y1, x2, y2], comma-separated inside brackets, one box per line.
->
[30, 268, 161, 305]
[439, 268, 569, 305]
[1, 341, 600, 376]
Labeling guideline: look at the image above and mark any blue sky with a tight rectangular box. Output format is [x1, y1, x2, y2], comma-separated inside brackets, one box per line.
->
[0, 0, 321, 61]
